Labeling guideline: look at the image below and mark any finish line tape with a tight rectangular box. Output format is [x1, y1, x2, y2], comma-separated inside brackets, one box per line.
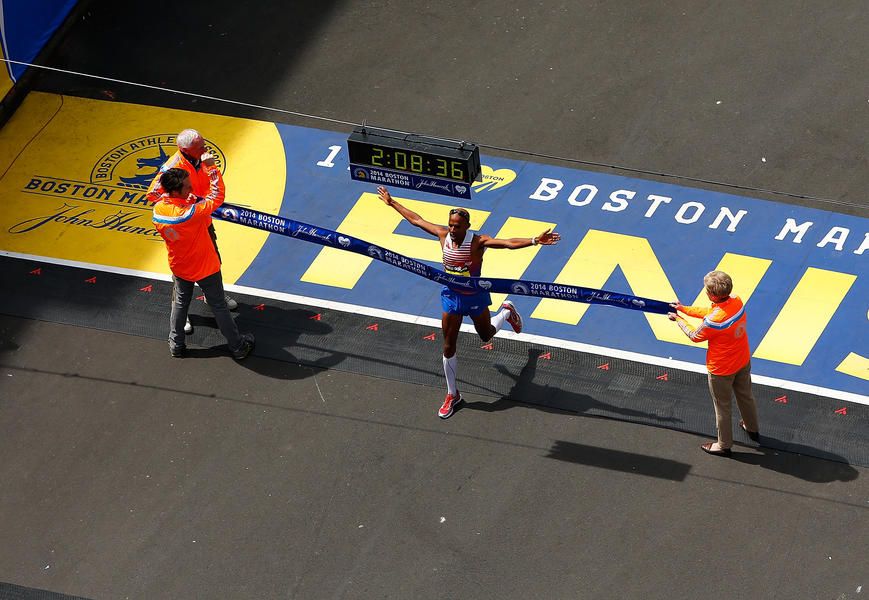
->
[213, 203, 671, 314]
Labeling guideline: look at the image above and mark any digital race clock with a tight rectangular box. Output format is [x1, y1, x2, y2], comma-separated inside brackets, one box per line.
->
[347, 127, 481, 184]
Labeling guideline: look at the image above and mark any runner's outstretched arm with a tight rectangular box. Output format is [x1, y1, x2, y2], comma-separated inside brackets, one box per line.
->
[377, 186, 446, 238]
[478, 228, 561, 249]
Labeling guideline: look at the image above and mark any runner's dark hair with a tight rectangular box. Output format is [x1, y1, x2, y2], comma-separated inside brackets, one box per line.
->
[161, 168, 189, 194]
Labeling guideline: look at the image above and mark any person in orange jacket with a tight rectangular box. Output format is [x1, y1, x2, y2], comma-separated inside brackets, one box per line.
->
[152, 164, 254, 359]
[147, 129, 237, 334]
[669, 270, 760, 456]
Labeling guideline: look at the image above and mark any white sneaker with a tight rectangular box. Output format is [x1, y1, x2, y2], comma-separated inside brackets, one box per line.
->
[184, 318, 193, 334]
[438, 393, 463, 419]
[501, 300, 523, 333]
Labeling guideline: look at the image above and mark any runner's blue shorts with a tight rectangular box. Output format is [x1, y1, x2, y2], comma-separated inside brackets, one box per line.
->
[441, 287, 492, 316]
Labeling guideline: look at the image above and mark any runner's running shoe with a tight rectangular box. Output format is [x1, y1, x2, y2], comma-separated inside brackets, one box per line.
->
[438, 393, 463, 419]
[502, 300, 523, 334]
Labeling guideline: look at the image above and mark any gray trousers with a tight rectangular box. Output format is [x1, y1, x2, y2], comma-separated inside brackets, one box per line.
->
[708, 361, 759, 449]
[169, 270, 242, 352]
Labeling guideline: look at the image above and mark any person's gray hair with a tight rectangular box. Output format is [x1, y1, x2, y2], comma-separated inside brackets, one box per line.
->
[176, 128, 203, 150]
[704, 271, 733, 299]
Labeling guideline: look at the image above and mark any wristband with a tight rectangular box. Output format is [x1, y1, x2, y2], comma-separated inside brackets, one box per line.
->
[532, 236, 539, 246]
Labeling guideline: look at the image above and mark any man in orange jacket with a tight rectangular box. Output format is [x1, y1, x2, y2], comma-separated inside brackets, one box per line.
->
[152, 164, 254, 359]
[669, 270, 759, 456]
[147, 129, 237, 334]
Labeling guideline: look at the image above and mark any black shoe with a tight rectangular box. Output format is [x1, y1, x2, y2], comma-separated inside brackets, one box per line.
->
[170, 345, 186, 358]
[232, 333, 255, 360]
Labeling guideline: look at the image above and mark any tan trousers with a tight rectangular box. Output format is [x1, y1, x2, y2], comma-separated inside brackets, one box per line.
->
[708, 361, 759, 449]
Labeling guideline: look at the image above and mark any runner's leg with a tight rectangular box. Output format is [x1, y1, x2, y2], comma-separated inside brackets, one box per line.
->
[490, 305, 510, 334]
[471, 308, 497, 341]
[442, 312, 462, 397]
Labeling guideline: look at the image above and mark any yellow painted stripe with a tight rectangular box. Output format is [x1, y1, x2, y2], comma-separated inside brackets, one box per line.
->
[674, 253, 773, 348]
[530, 230, 678, 344]
[684, 253, 771, 307]
[530, 234, 774, 348]
[486, 217, 557, 309]
[835, 352, 869, 381]
[754, 267, 857, 365]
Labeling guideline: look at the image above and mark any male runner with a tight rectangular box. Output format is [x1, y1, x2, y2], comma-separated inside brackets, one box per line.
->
[377, 186, 561, 418]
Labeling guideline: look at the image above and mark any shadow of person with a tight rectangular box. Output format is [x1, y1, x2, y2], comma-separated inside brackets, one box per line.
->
[181, 346, 225, 359]
[459, 347, 682, 426]
[189, 303, 346, 380]
[729, 436, 859, 483]
[546, 440, 692, 481]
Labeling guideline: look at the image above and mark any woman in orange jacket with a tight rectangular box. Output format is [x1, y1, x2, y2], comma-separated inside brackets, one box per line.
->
[669, 271, 760, 456]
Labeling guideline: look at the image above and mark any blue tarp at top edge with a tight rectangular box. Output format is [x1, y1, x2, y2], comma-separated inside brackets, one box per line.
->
[1, 0, 78, 81]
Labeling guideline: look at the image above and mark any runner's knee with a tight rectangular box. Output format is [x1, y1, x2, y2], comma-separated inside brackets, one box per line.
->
[476, 324, 495, 341]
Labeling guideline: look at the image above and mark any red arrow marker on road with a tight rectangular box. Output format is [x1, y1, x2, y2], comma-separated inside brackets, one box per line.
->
[423, 332, 437, 341]
[539, 351, 551, 360]
[597, 363, 610, 371]
[139, 284, 152, 293]
[774, 395, 788, 404]
[309, 313, 322, 321]
[29, 268, 41, 276]
[834, 407, 847, 415]
[366, 323, 379, 331]
[480, 342, 494, 350]
[656, 373, 669, 381]
[253, 304, 265, 311]
[84, 276, 97, 284]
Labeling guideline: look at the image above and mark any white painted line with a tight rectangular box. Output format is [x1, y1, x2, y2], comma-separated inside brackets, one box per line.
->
[5, 250, 867, 406]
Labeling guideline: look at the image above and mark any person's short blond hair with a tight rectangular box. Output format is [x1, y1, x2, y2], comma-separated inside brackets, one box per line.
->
[704, 271, 733, 298]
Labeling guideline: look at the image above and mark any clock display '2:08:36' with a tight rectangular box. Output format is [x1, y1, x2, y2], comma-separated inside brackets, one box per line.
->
[365, 146, 468, 181]
[346, 127, 481, 184]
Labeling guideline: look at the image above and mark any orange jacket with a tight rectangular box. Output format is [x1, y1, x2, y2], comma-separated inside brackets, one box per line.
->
[675, 296, 751, 375]
[152, 165, 226, 282]
[146, 150, 214, 202]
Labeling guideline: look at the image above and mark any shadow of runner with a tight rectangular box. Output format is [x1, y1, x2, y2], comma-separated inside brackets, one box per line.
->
[460, 347, 683, 425]
[729, 436, 859, 483]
